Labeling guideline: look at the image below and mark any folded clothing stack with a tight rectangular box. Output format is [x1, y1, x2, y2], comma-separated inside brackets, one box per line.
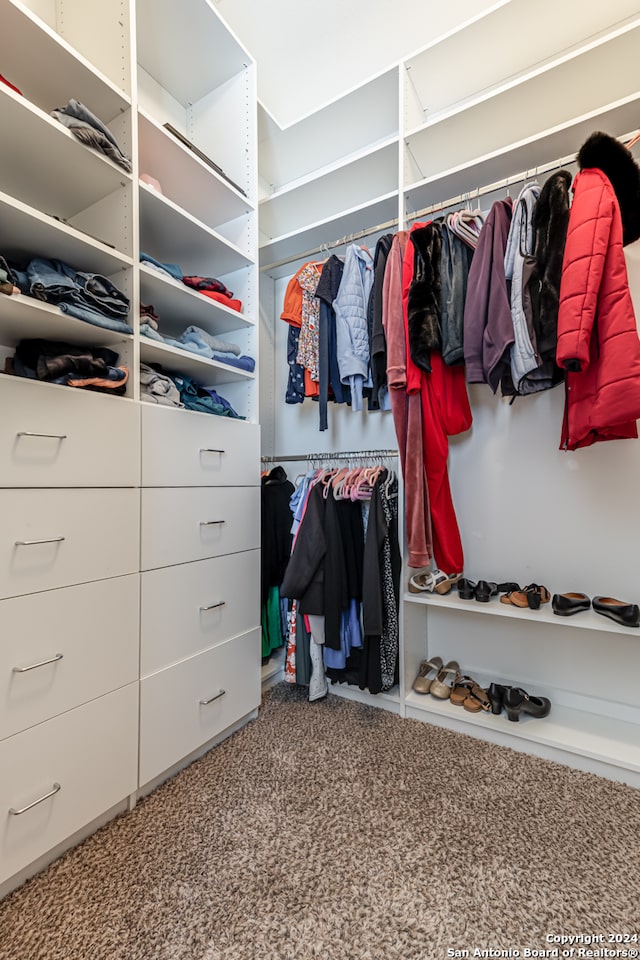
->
[139, 362, 244, 418]
[9, 256, 132, 334]
[139, 321, 255, 372]
[11, 339, 128, 395]
[139, 257, 244, 313]
[51, 99, 132, 173]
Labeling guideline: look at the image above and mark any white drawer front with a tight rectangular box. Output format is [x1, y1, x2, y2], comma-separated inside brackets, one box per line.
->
[141, 550, 260, 675]
[139, 628, 260, 787]
[0, 489, 140, 599]
[1, 576, 139, 740]
[0, 683, 138, 885]
[140, 487, 259, 570]
[0, 377, 139, 488]
[141, 405, 259, 486]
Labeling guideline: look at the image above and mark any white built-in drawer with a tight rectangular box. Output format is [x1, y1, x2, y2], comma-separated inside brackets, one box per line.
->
[1, 576, 139, 740]
[141, 404, 259, 486]
[141, 550, 260, 675]
[0, 683, 138, 885]
[0, 377, 139, 488]
[140, 486, 259, 570]
[0, 488, 139, 599]
[139, 628, 260, 787]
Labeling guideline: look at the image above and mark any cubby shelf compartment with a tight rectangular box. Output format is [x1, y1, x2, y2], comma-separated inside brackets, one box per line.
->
[138, 109, 254, 231]
[404, 94, 640, 214]
[0, 294, 133, 348]
[139, 339, 255, 385]
[403, 592, 640, 637]
[139, 184, 254, 279]
[0, 190, 132, 277]
[404, 692, 640, 776]
[1, 0, 130, 121]
[403, 19, 640, 188]
[139, 266, 253, 336]
[0, 86, 130, 221]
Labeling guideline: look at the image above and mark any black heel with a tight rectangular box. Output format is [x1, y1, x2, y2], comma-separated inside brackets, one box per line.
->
[487, 682, 510, 715]
[504, 686, 551, 721]
[505, 706, 520, 722]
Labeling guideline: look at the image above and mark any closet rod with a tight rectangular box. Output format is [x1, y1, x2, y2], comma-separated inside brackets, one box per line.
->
[260, 129, 639, 273]
[262, 449, 398, 463]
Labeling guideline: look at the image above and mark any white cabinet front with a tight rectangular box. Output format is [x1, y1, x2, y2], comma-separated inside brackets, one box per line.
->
[141, 550, 260, 675]
[139, 628, 261, 787]
[141, 405, 260, 487]
[0, 378, 140, 488]
[140, 486, 259, 570]
[0, 576, 139, 740]
[0, 683, 138, 885]
[0, 488, 140, 599]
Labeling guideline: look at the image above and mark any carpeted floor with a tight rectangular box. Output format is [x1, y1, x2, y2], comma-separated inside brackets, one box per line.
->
[1, 683, 639, 960]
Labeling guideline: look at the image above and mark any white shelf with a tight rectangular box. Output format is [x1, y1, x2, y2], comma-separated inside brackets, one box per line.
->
[0, 189, 132, 277]
[136, 0, 250, 106]
[139, 183, 253, 279]
[404, 21, 640, 186]
[403, 0, 640, 127]
[0, 85, 130, 221]
[0, 294, 133, 348]
[139, 338, 255, 385]
[404, 94, 640, 213]
[404, 592, 640, 638]
[1, 0, 130, 121]
[259, 192, 399, 274]
[138, 109, 253, 230]
[404, 691, 640, 774]
[139, 265, 253, 336]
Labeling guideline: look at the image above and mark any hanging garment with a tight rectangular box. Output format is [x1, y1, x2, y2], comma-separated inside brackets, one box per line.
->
[261, 466, 295, 606]
[406, 221, 443, 370]
[518, 170, 572, 395]
[463, 198, 514, 393]
[367, 234, 394, 411]
[384, 231, 432, 569]
[315, 254, 349, 430]
[296, 261, 323, 382]
[504, 182, 541, 391]
[556, 132, 640, 450]
[333, 243, 374, 411]
[440, 221, 474, 367]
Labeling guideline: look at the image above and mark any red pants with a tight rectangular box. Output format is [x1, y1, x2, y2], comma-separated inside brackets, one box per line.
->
[421, 353, 472, 574]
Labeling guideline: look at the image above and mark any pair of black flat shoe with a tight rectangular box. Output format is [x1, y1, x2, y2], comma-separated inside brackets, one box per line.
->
[552, 592, 640, 627]
[458, 579, 519, 603]
[487, 683, 551, 723]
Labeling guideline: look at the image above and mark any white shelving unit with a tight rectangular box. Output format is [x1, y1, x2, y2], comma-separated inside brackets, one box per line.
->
[0, 0, 259, 900]
[258, 2, 640, 788]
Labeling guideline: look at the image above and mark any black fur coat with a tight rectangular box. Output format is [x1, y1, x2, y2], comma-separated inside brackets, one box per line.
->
[578, 130, 640, 246]
[407, 222, 442, 372]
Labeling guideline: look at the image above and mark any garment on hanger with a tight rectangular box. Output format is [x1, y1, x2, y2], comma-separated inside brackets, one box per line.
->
[406, 220, 443, 371]
[333, 243, 374, 411]
[296, 261, 323, 383]
[315, 254, 349, 430]
[440, 220, 474, 366]
[504, 182, 541, 392]
[367, 233, 394, 411]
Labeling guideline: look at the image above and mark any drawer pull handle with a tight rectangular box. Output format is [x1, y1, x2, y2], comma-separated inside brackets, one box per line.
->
[200, 689, 226, 706]
[16, 432, 67, 440]
[14, 537, 65, 546]
[199, 448, 225, 454]
[200, 520, 226, 526]
[13, 653, 63, 673]
[9, 782, 61, 816]
[200, 601, 226, 612]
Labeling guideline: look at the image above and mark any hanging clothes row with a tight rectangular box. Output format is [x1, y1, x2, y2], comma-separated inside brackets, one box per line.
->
[264, 456, 400, 701]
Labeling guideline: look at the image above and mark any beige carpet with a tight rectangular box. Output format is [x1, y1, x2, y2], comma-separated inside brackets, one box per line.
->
[1, 683, 639, 960]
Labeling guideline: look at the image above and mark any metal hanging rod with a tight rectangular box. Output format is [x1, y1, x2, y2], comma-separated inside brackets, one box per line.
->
[261, 449, 398, 463]
[260, 129, 639, 273]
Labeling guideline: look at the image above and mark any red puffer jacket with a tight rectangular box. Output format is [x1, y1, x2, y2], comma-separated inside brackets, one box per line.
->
[556, 165, 640, 450]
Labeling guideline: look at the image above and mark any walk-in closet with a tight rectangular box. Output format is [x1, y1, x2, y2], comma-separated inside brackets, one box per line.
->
[1, 1, 639, 957]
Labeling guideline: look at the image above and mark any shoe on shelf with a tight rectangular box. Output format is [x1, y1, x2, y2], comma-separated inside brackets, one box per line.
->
[552, 592, 591, 617]
[474, 580, 498, 602]
[429, 660, 460, 699]
[509, 583, 551, 610]
[498, 581, 520, 594]
[462, 681, 491, 713]
[457, 578, 477, 600]
[487, 682, 511, 715]
[592, 596, 640, 628]
[412, 656, 443, 694]
[503, 686, 551, 722]
[450, 675, 476, 707]
[408, 570, 462, 595]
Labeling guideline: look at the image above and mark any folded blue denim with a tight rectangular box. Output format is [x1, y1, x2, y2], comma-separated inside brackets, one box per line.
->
[212, 353, 255, 372]
[140, 323, 210, 356]
[59, 302, 133, 334]
[140, 252, 183, 281]
[181, 325, 241, 356]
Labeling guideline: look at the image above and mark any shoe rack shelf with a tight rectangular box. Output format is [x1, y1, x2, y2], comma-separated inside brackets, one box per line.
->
[402, 593, 640, 786]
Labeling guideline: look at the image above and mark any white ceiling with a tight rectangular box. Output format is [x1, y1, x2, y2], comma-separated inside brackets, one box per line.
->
[213, 0, 505, 128]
